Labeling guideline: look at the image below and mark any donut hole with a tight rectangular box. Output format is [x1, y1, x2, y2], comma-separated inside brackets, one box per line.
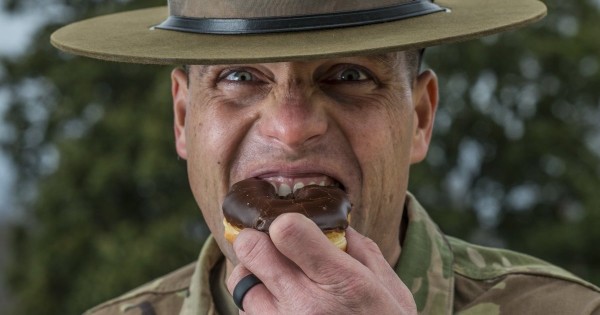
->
[255, 218, 266, 230]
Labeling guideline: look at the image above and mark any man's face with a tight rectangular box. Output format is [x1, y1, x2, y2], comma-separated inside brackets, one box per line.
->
[172, 52, 438, 265]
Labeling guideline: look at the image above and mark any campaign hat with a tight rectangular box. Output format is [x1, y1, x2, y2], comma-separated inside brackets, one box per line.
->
[50, 0, 547, 64]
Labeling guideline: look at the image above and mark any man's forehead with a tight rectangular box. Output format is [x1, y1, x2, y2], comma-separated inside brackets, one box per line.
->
[371, 52, 404, 68]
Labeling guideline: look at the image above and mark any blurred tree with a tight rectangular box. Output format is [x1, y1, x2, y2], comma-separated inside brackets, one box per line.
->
[2, 1, 207, 314]
[411, 0, 600, 285]
[1, 0, 599, 314]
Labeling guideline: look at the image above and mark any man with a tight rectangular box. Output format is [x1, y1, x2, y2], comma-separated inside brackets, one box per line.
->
[51, 0, 600, 314]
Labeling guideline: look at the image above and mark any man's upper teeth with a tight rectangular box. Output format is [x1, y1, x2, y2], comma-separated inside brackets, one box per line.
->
[278, 184, 292, 196]
[293, 182, 304, 192]
[263, 177, 336, 196]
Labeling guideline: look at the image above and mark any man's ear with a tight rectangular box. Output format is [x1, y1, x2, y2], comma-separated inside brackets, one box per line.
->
[410, 69, 438, 164]
[172, 68, 189, 160]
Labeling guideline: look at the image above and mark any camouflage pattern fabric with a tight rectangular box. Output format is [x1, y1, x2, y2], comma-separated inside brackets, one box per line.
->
[399, 195, 600, 314]
[86, 194, 600, 315]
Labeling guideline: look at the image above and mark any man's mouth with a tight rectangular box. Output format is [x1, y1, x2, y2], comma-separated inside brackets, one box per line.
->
[259, 175, 343, 196]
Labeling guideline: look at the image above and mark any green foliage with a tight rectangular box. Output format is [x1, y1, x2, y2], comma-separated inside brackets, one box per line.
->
[2, 1, 207, 314]
[1, 0, 599, 314]
[411, 0, 600, 285]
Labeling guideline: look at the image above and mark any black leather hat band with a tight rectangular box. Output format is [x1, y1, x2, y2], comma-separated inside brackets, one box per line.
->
[154, 0, 446, 34]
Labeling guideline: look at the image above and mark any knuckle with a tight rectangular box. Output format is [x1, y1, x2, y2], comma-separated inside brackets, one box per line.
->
[271, 213, 303, 235]
[327, 278, 376, 311]
[341, 282, 393, 312]
[270, 213, 305, 242]
[362, 236, 384, 256]
[234, 231, 270, 265]
[322, 266, 367, 293]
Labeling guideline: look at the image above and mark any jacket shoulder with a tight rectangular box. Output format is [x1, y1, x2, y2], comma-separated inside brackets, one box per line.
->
[447, 236, 599, 291]
[84, 262, 195, 315]
[448, 236, 600, 314]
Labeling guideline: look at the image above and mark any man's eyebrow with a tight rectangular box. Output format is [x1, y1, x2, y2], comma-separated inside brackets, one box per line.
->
[189, 54, 401, 78]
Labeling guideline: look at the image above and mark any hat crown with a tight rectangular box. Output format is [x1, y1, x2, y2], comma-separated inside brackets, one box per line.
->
[169, 0, 413, 18]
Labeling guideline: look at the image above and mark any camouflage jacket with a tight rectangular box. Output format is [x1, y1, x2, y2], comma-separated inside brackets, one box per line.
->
[86, 194, 600, 315]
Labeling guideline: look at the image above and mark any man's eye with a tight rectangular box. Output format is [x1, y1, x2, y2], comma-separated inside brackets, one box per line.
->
[225, 71, 254, 81]
[337, 68, 370, 81]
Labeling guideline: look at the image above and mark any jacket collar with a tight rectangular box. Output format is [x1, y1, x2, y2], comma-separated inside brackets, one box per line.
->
[396, 193, 455, 314]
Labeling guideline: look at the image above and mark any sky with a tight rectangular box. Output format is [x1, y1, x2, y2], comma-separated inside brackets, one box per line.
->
[0, 6, 46, 56]
[0, 4, 51, 222]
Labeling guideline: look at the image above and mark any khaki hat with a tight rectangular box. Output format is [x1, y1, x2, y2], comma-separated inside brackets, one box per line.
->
[50, 0, 546, 65]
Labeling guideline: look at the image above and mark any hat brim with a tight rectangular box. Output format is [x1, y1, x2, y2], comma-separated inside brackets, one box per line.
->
[50, 0, 546, 65]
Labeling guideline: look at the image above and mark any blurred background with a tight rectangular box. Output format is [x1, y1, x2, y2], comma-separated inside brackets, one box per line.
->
[0, 0, 599, 314]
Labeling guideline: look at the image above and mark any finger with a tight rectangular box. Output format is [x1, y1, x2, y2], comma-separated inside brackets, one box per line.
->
[269, 213, 350, 283]
[226, 266, 277, 315]
[232, 228, 301, 295]
[226, 264, 256, 294]
[345, 227, 392, 272]
[345, 227, 412, 298]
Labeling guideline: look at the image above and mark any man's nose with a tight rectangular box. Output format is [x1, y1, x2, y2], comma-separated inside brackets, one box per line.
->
[257, 84, 328, 149]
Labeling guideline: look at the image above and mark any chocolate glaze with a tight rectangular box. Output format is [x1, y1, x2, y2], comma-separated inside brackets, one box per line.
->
[223, 178, 351, 232]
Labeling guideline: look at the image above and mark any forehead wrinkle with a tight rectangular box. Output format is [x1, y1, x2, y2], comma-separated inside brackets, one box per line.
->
[373, 52, 401, 68]
[368, 52, 404, 79]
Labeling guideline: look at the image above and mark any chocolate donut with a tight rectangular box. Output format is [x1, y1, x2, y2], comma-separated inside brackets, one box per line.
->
[222, 178, 351, 250]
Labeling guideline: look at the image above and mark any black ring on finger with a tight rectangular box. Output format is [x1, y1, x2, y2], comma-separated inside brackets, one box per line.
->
[233, 273, 262, 311]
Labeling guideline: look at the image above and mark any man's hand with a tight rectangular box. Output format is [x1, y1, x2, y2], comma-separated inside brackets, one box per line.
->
[226, 213, 417, 314]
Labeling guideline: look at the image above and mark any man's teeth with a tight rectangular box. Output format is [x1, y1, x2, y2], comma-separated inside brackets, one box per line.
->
[270, 180, 337, 196]
[293, 182, 304, 192]
[279, 184, 292, 196]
